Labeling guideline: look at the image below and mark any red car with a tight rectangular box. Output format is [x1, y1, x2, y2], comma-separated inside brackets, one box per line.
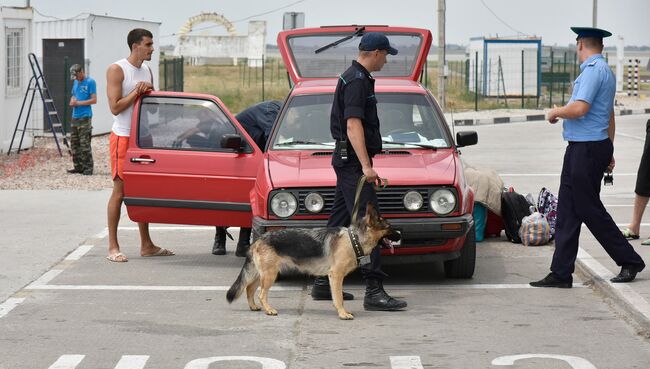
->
[124, 26, 479, 278]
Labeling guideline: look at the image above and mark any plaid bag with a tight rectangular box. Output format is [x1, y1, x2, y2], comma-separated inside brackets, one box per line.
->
[519, 212, 551, 246]
[537, 187, 558, 239]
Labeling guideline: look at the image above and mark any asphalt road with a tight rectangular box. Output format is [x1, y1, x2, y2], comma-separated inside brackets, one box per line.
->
[1, 115, 650, 369]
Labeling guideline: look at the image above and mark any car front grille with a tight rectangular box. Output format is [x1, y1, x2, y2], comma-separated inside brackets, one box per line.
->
[297, 187, 431, 215]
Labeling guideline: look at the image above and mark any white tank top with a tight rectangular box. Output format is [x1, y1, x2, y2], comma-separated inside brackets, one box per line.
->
[111, 58, 152, 136]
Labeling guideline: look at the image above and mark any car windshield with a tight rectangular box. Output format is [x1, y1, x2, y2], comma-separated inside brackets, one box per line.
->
[287, 33, 423, 78]
[270, 93, 450, 150]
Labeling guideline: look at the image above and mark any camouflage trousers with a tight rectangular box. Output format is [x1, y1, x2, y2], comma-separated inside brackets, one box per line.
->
[70, 117, 93, 174]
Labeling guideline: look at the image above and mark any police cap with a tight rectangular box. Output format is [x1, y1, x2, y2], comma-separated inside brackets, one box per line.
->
[571, 27, 612, 40]
[359, 32, 398, 55]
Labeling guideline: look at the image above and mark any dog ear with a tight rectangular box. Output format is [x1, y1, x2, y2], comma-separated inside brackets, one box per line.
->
[365, 202, 379, 224]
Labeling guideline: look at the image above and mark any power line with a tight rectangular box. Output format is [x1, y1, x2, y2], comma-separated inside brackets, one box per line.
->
[160, 0, 307, 39]
[479, 0, 529, 37]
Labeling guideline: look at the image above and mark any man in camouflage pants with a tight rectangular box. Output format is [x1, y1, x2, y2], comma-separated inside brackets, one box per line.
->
[67, 64, 96, 175]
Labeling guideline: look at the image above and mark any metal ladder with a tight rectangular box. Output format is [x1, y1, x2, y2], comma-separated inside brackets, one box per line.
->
[8, 53, 69, 156]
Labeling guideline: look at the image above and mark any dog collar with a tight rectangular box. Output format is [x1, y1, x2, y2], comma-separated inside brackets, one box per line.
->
[348, 228, 370, 266]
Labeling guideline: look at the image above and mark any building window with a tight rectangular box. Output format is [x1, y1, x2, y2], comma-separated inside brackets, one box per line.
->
[6, 27, 24, 95]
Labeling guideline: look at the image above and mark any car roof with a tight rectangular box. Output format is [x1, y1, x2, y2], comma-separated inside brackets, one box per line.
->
[290, 78, 429, 96]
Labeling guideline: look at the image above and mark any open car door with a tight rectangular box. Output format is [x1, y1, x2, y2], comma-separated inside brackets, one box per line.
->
[123, 91, 261, 227]
[277, 25, 432, 84]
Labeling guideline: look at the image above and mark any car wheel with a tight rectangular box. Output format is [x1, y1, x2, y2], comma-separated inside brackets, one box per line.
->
[444, 225, 476, 279]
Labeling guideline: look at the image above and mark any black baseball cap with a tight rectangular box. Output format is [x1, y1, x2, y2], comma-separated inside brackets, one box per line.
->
[358, 32, 398, 55]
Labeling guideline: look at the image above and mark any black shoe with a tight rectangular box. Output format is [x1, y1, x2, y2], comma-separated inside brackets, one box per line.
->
[529, 273, 572, 288]
[311, 276, 354, 301]
[363, 279, 407, 311]
[235, 227, 252, 257]
[212, 227, 226, 255]
[610, 264, 645, 283]
[82, 171, 93, 176]
[67, 168, 82, 174]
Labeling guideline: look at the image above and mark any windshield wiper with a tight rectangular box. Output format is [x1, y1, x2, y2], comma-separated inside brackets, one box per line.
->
[382, 140, 438, 150]
[315, 26, 365, 54]
[275, 140, 334, 146]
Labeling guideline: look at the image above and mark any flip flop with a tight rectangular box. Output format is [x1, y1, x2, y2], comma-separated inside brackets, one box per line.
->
[642, 238, 650, 246]
[106, 252, 128, 262]
[622, 228, 640, 240]
[142, 248, 175, 257]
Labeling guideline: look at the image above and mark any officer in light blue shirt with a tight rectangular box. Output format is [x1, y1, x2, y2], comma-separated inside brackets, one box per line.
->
[531, 27, 645, 288]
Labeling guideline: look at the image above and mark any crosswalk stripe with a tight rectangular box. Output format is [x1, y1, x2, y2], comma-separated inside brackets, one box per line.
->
[115, 355, 150, 369]
[47, 355, 84, 369]
[390, 356, 423, 369]
[0, 298, 25, 318]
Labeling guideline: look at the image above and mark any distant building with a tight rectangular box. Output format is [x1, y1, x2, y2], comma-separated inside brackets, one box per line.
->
[174, 12, 266, 67]
[33, 14, 161, 135]
[0, 6, 33, 154]
[467, 36, 542, 97]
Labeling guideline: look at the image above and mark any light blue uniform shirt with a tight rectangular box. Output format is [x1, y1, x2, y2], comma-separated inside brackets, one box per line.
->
[562, 54, 615, 142]
[71, 77, 96, 119]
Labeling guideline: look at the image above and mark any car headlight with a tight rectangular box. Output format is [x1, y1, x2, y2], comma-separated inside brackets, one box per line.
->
[304, 192, 325, 213]
[430, 189, 456, 215]
[271, 192, 297, 218]
[403, 191, 423, 211]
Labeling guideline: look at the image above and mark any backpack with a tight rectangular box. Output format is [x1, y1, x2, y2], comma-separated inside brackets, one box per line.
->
[537, 187, 558, 239]
[501, 191, 533, 243]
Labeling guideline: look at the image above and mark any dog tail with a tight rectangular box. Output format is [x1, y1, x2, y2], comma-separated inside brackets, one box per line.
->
[226, 254, 257, 303]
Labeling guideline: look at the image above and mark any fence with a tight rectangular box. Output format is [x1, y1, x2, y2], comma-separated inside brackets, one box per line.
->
[160, 57, 184, 92]
[239, 57, 289, 101]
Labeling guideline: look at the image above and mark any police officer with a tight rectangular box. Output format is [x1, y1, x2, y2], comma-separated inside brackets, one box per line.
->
[67, 64, 96, 175]
[530, 27, 645, 288]
[310, 32, 407, 311]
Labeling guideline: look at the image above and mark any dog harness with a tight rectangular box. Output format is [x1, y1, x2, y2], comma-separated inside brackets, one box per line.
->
[348, 228, 370, 266]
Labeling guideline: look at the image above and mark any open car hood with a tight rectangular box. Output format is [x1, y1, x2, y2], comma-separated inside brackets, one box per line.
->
[277, 25, 432, 84]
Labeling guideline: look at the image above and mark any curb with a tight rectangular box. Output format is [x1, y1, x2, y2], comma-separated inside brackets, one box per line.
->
[575, 250, 650, 336]
[450, 108, 650, 126]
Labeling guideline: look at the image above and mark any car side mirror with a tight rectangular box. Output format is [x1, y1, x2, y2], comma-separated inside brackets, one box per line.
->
[456, 131, 478, 147]
[221, 134, 243, 151]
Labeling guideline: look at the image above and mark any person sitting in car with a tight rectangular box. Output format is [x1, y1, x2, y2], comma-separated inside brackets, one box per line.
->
[173, 108, 235, 149]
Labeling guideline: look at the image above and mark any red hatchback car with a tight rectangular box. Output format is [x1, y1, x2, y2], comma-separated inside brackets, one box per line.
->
[124, 26, 479, 278]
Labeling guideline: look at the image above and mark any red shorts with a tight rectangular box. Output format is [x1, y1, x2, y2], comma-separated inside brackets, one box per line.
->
[109, 132, 129, 180]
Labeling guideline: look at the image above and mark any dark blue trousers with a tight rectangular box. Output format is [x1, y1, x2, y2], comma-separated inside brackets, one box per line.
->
[551, 139, 646, 281]
[328, 163, 386, 281]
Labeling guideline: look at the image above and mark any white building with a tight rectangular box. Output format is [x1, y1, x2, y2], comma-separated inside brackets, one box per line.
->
[0, 6, 33, 154]
[467, 37, 542, 97]
[32, 14, 161, 136]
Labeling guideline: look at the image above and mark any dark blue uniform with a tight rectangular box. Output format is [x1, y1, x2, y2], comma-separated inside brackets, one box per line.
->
[328, 60, 385, 280]
[551, 54, 645, 281]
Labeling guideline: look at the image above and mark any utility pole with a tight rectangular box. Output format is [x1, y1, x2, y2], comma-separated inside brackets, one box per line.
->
[437, 0, 446, 110]
[592, 0, 597, 27]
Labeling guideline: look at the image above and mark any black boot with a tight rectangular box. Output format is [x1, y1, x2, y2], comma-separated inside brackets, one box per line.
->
[311, 276, 354, 300]
[212, 227, 226, 255]
[236, 227, 252, 257]
[363, 279, 407, 311]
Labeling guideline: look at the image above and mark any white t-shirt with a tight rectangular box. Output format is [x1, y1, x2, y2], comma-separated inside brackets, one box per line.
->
[111, 58, 152, 137]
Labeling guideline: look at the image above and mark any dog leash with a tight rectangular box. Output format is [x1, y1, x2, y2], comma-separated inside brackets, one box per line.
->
[348, 174, 388, 266]
[350, 175, 388, 225]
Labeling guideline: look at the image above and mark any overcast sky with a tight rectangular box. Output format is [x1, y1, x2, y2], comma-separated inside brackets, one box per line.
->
[2, 0, 649, 47]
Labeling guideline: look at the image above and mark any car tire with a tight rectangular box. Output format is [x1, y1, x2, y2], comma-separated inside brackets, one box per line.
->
[444, 225, 476, 279]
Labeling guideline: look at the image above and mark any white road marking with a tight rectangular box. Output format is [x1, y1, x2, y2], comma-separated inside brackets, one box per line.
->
[64, 245, 94, 261]
[93, 228, 109, 239]
[27, 269, 64, 288]
[24, 283, 585, 291]
[390, 356, 423, 369]
[0, 298, 25, 318]
[114, 355, 150, 369]
[577, 248, 650, 322]
[184, 356, 286, 369]
[492, 354, 597, 368]
[47, 355, 85, 369]
[499, 173, 636, 177]
[118, 226, 238, 231]
[616, 132, 645, 141]
[25, 285, 304, 291]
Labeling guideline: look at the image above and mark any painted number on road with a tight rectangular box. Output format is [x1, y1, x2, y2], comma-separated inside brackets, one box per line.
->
[493, 354, 598, 369]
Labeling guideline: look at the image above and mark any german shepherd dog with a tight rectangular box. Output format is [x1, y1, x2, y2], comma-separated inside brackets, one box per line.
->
[227, 202, 400, 320]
